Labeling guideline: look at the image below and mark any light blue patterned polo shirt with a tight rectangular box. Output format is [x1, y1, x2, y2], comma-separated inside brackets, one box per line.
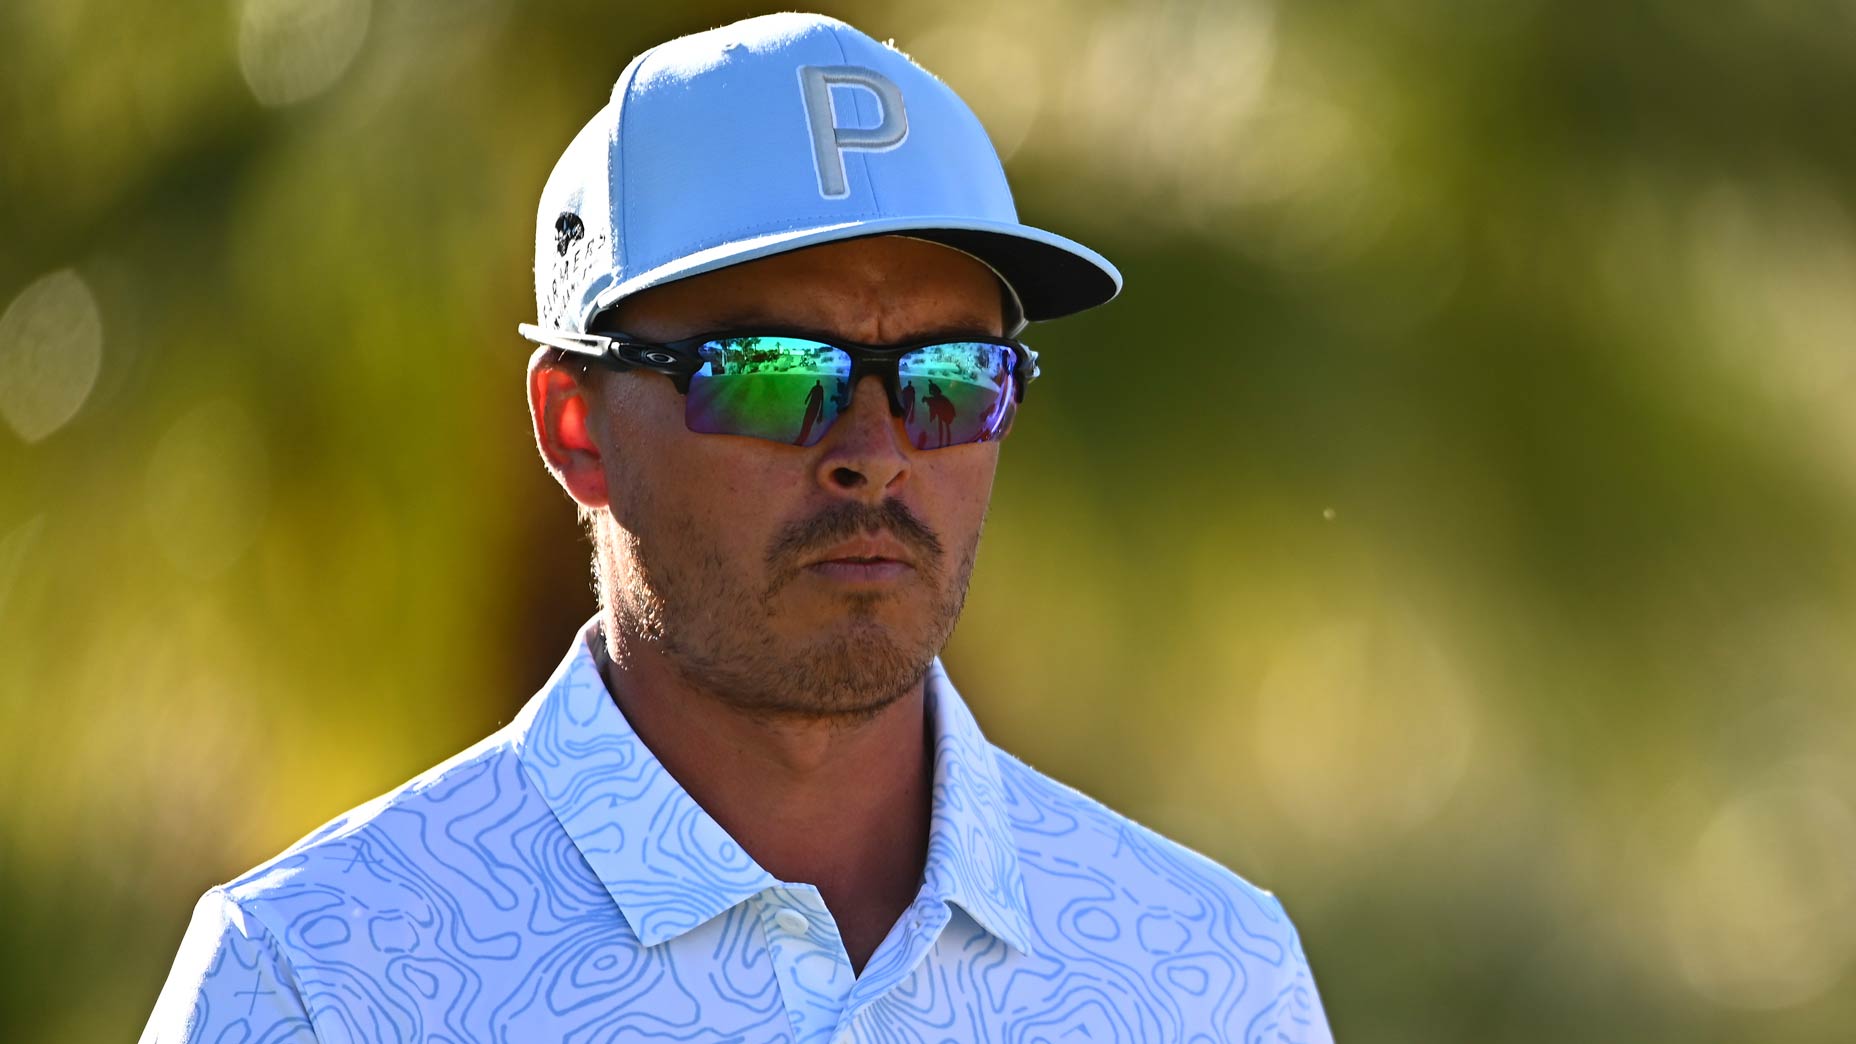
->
[142, 619, 1333, 1043]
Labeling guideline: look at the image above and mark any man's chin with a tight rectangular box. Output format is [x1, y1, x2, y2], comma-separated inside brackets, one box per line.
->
[749, 621, 936, 720]
[775, 576, 933, 629]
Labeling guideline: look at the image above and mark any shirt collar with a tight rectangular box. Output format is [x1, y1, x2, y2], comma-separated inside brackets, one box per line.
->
[920, 656, 1035, 954]
[511, 617, 1032, 955]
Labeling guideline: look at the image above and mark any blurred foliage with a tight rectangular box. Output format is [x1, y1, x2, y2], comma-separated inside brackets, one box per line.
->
[4, 0, 1856, 1041]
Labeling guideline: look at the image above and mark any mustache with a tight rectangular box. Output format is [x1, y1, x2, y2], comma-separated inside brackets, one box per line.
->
[767, 498, 944, 576]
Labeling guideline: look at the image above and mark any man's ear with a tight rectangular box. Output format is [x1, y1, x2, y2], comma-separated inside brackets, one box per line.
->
[527, 348, 610, 510]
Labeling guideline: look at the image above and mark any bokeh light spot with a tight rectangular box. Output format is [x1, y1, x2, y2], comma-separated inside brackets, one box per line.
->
[1666, 773, 1856, 1010]
[237, 0, 372, 107]
[0, 269, 103, 443]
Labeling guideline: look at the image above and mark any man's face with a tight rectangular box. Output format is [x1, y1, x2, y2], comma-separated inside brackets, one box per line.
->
[540, 235, 1009, 721]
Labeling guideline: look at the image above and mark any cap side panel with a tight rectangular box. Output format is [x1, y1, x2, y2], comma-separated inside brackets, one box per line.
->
[611, 48, 654, 300]
[534, 104, 619, 332]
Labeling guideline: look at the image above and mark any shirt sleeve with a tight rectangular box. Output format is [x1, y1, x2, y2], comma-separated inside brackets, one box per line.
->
[1245, 893, 1336, 1044]
[139, 887, 321, 1044]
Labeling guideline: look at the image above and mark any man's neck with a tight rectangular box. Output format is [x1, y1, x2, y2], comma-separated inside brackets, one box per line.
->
[591, 631, 933, 976]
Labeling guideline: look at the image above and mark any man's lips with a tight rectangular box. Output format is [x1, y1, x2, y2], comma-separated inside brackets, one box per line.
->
[804, 538, 917, 582]
[806, 559, 912, 581]
[806, 538, 916, 570]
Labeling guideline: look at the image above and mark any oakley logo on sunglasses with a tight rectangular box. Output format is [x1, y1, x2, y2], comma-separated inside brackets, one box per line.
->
[798, 65, 909, 199]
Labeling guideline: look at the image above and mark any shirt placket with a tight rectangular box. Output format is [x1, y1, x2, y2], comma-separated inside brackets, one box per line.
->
[759, 885, 856, 1044]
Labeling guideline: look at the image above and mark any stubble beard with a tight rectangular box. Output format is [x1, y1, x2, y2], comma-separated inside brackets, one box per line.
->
[589, 500, 980, 725]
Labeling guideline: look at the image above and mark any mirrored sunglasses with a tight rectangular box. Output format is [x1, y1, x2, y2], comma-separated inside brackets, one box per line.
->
[518, 325, 1039, 450]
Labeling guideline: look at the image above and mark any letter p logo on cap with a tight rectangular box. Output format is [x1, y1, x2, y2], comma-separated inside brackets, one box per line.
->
[798, 65, 909, 199]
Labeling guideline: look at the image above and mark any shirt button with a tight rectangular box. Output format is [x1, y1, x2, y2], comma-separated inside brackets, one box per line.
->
[774, 909, 810, 936]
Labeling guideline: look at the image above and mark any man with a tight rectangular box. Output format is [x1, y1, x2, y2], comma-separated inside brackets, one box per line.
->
[141, 13, 1333, 1043]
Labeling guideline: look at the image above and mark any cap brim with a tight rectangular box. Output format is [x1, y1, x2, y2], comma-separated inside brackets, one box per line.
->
[582, 216, 1121, 330]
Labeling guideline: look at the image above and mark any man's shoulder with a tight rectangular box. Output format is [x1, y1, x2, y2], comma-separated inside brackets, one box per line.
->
[989, 747, 1329, 1040]
[990, 745, 1300, 945]
[217, 727, 528, 910]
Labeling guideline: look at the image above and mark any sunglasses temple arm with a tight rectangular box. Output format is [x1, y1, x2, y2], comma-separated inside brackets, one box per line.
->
[1016, 346, 1040, 402]
[516, 323, 622, 363]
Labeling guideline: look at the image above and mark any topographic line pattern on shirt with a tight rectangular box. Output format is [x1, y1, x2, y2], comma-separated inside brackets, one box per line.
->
[140, 619, 1334, 1043]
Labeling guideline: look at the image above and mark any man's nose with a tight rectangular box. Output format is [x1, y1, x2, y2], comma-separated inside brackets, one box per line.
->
[814, 375, 909, 496]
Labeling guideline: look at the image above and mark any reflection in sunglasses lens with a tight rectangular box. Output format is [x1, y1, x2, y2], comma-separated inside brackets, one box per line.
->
[685, 338, 1016, 449]
[898, 343, 1015, 450]
[686, 337, 852, 446]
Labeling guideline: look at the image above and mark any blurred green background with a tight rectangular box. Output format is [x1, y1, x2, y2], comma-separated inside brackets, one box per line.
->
[5, 0, 1856, 1040]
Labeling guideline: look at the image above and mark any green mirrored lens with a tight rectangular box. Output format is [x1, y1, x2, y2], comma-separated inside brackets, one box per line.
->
[686, 336, 853, 445]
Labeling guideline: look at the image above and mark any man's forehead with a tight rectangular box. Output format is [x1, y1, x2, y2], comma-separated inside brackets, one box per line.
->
[605, 237, 1008, 340]
[697, 295, 1006, 340]
[612, 299, 1006, 345]
[702, 314, 1004, 342]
